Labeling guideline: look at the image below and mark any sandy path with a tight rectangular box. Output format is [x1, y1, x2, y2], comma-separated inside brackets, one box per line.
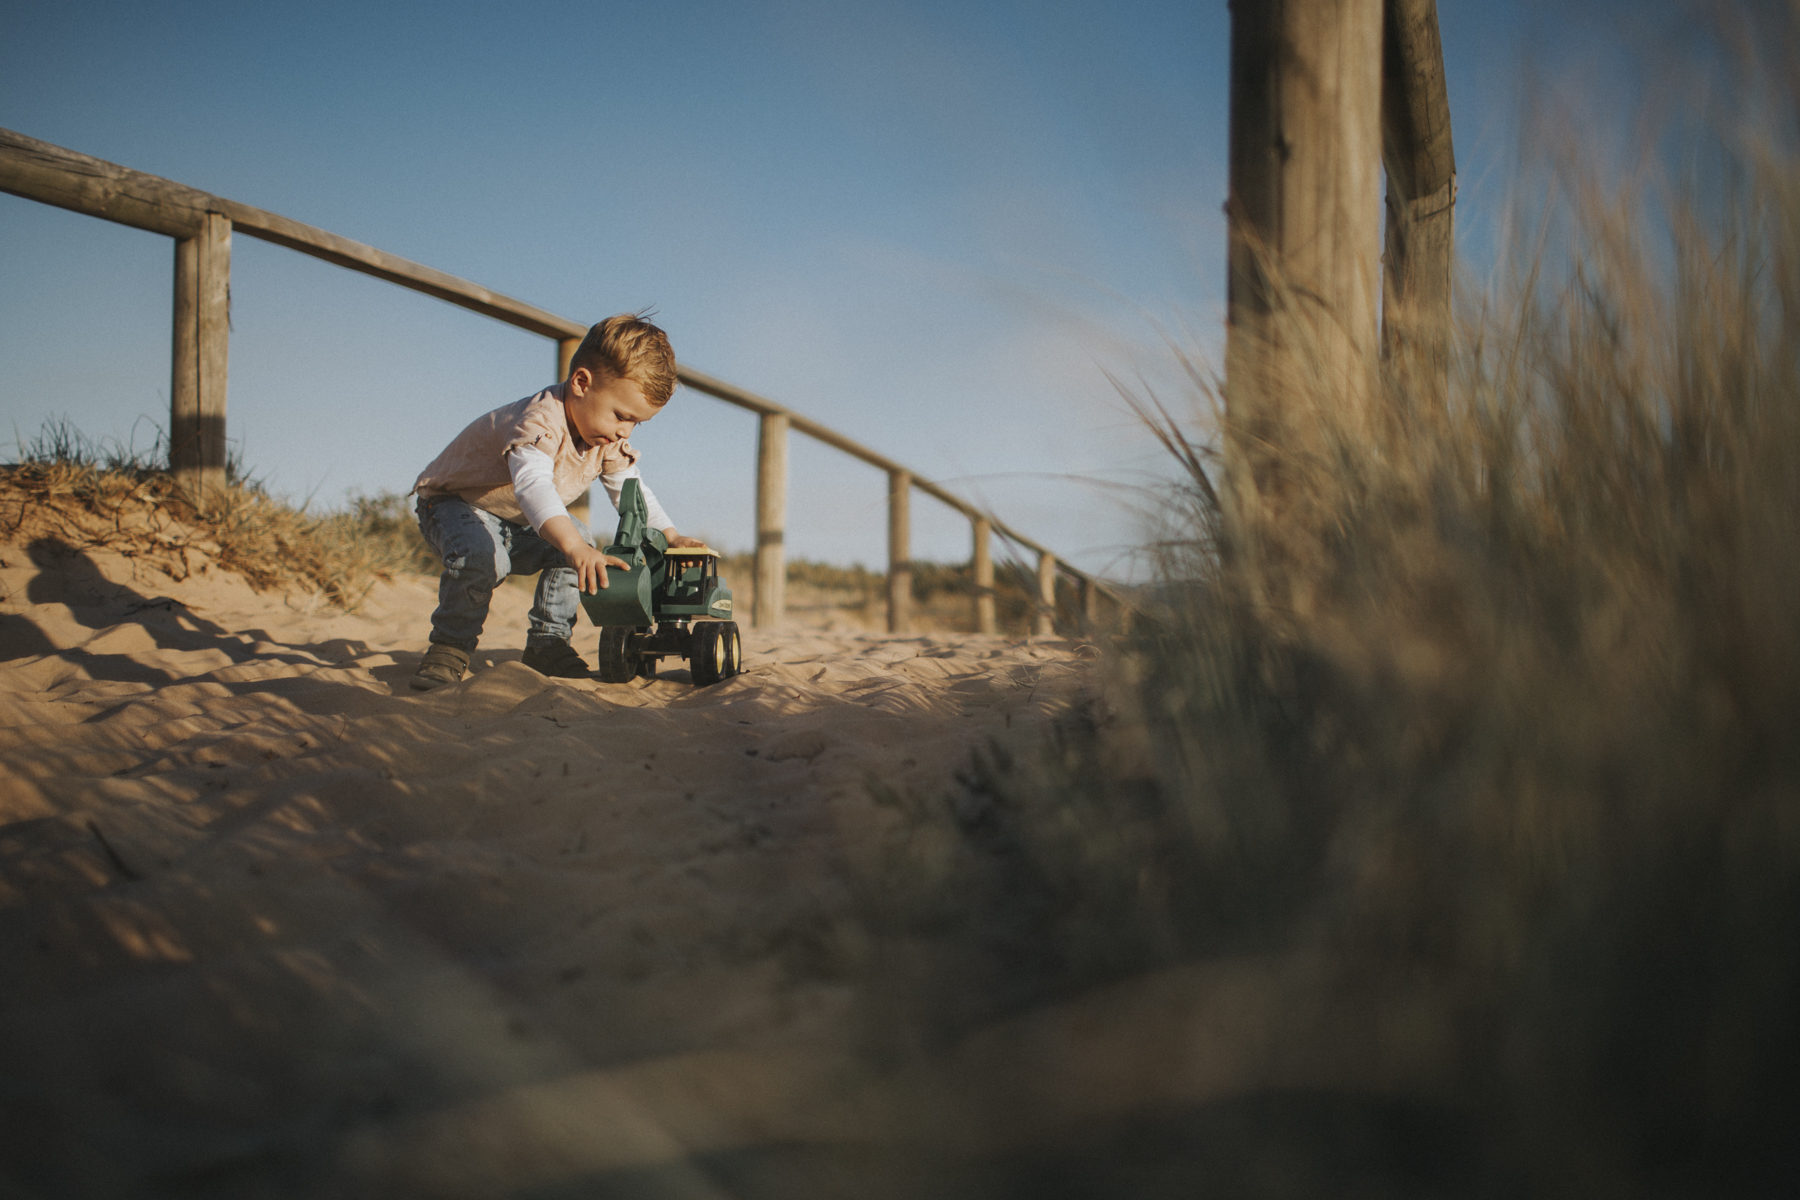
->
[0, 536, 1093, 1198]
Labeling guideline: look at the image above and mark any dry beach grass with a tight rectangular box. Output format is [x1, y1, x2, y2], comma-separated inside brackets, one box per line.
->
[846, 13, 1800, 1195]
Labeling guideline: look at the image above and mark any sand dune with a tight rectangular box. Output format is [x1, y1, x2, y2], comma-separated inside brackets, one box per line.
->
[1, 536, 1459, 1196]
[0, 533, 1098, 1195]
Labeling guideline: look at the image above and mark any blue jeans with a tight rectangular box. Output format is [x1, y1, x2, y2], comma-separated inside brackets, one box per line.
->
[416, 496, 595, 653]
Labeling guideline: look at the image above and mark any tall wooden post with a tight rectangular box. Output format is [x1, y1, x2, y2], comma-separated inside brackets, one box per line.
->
[754, 412, 789, 629]
[556, 336, 580, 382]
[1034, 551, 1056, 637]
[1380, 0, 1455, 387]
[171, 237, 196, 471]
[971, 516, 996, 634]
[1080, 576, 1099, 631]
[170, 211, 231, 506]
[887, 470, 911, 634]
[1225, 0, 1384, 499]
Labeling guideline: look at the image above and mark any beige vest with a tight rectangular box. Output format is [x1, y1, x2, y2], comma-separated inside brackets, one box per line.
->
[412, 384, 639, 524]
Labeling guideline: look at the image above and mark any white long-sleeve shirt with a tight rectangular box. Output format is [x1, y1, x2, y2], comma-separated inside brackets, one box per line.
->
[506, 445, 674, 537]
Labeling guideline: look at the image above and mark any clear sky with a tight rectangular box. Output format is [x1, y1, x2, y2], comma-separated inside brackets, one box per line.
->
[0, 0, 1676, 576]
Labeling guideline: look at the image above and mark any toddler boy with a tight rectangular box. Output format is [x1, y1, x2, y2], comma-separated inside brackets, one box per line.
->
[408, 313, 704, 691]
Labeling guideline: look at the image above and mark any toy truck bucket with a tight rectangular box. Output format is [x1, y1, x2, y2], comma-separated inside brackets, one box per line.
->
[578, 478, 667, 628]
[578, 554, 659, 627]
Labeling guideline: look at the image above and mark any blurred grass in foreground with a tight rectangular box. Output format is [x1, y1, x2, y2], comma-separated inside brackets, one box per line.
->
[856, 14, 1800, 1196]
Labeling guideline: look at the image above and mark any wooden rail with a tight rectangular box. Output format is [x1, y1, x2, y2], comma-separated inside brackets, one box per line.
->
[1, 127, 1120, 635]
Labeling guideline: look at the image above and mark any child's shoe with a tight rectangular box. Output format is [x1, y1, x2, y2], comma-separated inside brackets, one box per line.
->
[410, 644, 470, 691]
[522, 639, 591, 679]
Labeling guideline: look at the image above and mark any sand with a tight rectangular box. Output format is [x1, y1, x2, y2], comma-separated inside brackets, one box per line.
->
[0, 533, 1099, 1196]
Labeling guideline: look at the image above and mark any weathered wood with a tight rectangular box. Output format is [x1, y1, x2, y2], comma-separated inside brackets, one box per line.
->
[677, 368, 1126, 614]
[1225, 0, 1385, 495]
[754, 413, 789, 629]
[1380, 0, 1454, 202]
[2, 127, 1130, 605]
[680, 368, 1039, 546]
[170, 235, 197, 481]
[196, 213, 230, 501]
[170, 213, 230, 505]
[972, 516, 996, 635]
[888, 470, 912, 634]
[1080, 576, 1099, 630]
[1, 128, 205, 238]
[1035, 551, 1057, 637]
[677, 367, 978, 516]
[1380, 0, 1455, 377]
[0, 128, 582, 341]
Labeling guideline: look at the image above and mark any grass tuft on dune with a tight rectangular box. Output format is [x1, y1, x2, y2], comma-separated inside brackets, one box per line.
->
[3, 420, 434, 608]
[3, 420, 1065, 635]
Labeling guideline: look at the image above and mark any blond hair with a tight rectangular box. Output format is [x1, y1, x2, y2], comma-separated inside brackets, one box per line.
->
[569, 312, 677, 406]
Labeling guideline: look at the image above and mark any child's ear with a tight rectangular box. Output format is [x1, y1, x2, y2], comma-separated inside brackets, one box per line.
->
[567, 366, 590, 394]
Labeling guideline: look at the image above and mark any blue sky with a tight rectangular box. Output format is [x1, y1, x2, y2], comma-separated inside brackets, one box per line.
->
[1, 1, 1671, 575]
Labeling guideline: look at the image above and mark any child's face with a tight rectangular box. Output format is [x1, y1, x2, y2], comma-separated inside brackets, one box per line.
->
[565, 369, 661, 448]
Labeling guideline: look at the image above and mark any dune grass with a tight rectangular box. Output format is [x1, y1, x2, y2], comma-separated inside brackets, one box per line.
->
[855, 16, 1800, 1195]
[3, 421, 1054, 629]
[2, 421, 434, 606]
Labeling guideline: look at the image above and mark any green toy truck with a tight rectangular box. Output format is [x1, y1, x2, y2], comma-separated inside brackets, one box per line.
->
[577, 478, 743, 685]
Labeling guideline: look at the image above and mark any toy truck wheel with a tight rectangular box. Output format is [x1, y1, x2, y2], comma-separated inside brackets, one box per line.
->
[719, 621, 743, 677]
[595, 627, 635, 683]
[689, 622, 728, 686]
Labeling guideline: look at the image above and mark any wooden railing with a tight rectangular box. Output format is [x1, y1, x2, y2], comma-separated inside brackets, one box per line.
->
[0, 128, 1119, 635]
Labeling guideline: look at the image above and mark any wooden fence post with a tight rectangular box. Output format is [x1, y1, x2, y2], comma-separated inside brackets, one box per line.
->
[971, 516, 995, 634]
[1380, 0, 1455, 388]
[1080, 576, 1099, 631]
[170, 211, 230, 506]
[1225, 0, 1384, 501]
[171, 236, 195, 476]
[0, 131, 1108, 618]
[888, 469, 911, 634]
[1034, 551, 1056, 637]
[754, 412, 788, 629]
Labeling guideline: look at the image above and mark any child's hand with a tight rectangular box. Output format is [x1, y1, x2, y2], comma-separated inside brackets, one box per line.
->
[566, 542, 630, 594]
[542, 515, 627, 593]
[664, 528, 707, 549]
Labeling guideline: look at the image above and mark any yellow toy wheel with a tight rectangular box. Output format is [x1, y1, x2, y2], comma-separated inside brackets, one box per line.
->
[689, 622, 726, 686]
